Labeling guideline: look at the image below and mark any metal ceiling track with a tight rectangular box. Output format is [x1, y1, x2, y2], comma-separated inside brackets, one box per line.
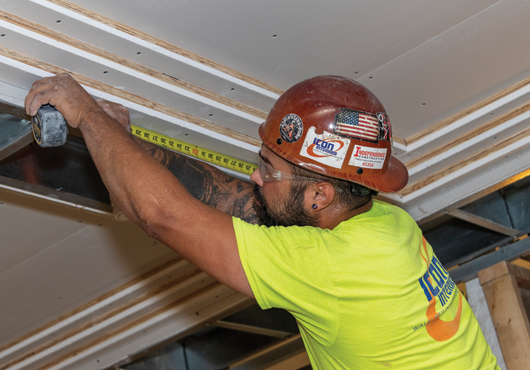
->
[447, 209, 520, 237]
[450, 234, 530, 284]
[0, 102, 33, 162]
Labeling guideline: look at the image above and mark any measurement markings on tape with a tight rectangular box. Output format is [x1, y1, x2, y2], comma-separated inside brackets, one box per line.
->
[131, 125, 258, 175]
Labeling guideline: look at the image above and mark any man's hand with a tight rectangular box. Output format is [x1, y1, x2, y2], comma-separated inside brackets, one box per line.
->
[24, 73, 102, 129]
[96, 99, 131, 133]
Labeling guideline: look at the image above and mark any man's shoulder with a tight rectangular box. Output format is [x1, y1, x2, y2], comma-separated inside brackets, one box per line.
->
[342, 200, 415, 231]
[356, 199, 404, 218]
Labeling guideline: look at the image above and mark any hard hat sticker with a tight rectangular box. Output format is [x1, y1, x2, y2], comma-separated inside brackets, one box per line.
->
[279, 114, 303, 143]
[349, 145, 387, 169]
[300, 126, 350, 169]
[333, 108, 379, 142]
[377, 113, 391, 141]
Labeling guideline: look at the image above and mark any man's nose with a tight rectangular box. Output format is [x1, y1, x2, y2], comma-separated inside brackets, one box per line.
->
[250, 169, 263, 187]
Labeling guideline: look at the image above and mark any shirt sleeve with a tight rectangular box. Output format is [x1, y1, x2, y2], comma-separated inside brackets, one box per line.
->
[233, 217, 338, 347]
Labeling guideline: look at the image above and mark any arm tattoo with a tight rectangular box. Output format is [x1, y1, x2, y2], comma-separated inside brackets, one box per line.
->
[132, 136, 259, 224]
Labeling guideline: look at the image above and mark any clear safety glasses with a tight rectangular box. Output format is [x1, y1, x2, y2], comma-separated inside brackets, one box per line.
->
[258, 153, 316, 182]
[257, 153, 345, 193]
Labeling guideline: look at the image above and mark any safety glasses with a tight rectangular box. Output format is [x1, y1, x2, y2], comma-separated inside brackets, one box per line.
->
[258, 153, 316, 182]
[257, 153, 345, 194]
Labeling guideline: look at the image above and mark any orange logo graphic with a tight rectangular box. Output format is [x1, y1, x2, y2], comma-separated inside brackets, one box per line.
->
[420, 237, 463, 342]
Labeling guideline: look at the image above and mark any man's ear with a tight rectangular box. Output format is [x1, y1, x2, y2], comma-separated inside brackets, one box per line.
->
[307, 182, 335, 211]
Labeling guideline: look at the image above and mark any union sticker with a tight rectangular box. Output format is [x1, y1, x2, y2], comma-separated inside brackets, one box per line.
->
[279, 114, 303, 143]
[377, 113, 391, 141]
[349, 145, 387, 169]
[300, 127, 350, 169]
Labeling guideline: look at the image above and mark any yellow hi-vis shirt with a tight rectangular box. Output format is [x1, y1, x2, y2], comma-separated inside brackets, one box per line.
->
[234, 200, 499, 370]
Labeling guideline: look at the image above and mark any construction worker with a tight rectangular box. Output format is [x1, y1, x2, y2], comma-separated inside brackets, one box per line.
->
[25, 74, 499, 369]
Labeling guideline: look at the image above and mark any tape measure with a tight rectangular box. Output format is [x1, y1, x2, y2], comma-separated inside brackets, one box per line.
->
[32, 105, 68, 148]
[131, 125, 258, 176]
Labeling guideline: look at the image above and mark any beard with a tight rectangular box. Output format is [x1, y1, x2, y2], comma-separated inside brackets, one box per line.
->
[252, 184, 318, 227]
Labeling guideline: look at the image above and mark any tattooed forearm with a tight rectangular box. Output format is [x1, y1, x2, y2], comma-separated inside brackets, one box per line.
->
[132, 135, 258, 224]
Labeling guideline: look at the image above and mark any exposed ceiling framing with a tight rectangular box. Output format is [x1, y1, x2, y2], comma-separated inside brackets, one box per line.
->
[1, 0, 530, 369]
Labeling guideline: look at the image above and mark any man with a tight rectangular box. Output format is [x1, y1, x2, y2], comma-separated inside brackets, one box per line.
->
[25, 74, 499, 369]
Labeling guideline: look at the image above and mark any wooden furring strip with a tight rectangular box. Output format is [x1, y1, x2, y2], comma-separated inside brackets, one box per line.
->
[0, 10, 267, 121]
[406, 77, 530, 146]
[405, 101, 530, 169]
[0, 45, 262, 147]
[400, 125, 530, 196]
[44, 0, 284, 96]
[393, 136, 406, 147]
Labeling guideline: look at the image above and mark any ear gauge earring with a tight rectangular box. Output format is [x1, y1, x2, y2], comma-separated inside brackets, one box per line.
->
[312, 204, 318, 210]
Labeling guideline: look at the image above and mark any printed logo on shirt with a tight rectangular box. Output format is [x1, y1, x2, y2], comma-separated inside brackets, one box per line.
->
[413, 237, 463, 341]
[300, 126, 350, 169]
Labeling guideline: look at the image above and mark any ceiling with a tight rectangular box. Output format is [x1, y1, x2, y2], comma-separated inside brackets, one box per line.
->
[1, 0, 530, 369]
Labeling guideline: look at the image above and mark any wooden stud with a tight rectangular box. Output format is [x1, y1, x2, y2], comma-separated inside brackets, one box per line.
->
[512, 258, 530, 272]
[479, 261, 530, 370]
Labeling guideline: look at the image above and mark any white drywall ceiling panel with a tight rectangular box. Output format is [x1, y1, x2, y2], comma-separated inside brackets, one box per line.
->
[0, 60, 46, 96]
[0, 188, 176, 347]
[9, 273, 219, 370]
[0, 55, 261, 164]
[0, 0, 280, 107]
[393, 143, 530, 220]
[360, 0, 530, 138]
[0, 29, 262, 132]
[406, 115, 530, 181]
[65, 0, 498, 90]
[400, 92, 530, 165]
[56, 287, 251, 370]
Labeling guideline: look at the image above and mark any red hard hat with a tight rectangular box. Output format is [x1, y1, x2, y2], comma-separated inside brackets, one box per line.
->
[259, 76, 408, 193]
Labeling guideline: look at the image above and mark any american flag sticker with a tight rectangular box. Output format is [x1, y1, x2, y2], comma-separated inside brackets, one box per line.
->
[334, 109, 380, 142]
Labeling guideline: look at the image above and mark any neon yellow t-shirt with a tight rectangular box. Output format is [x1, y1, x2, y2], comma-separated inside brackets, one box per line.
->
[234, 200, 499, 370]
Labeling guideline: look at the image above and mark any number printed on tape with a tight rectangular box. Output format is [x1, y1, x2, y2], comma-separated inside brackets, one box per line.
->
[131, 125, 257, 175]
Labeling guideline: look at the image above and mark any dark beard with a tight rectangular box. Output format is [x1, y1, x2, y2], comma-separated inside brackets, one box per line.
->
[252, 184, 318, 227]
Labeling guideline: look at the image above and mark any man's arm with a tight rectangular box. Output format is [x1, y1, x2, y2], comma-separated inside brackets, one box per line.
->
[26, 74, 255, 297]
[131, 137, 258, 224]
[96, 99, 258, 224]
